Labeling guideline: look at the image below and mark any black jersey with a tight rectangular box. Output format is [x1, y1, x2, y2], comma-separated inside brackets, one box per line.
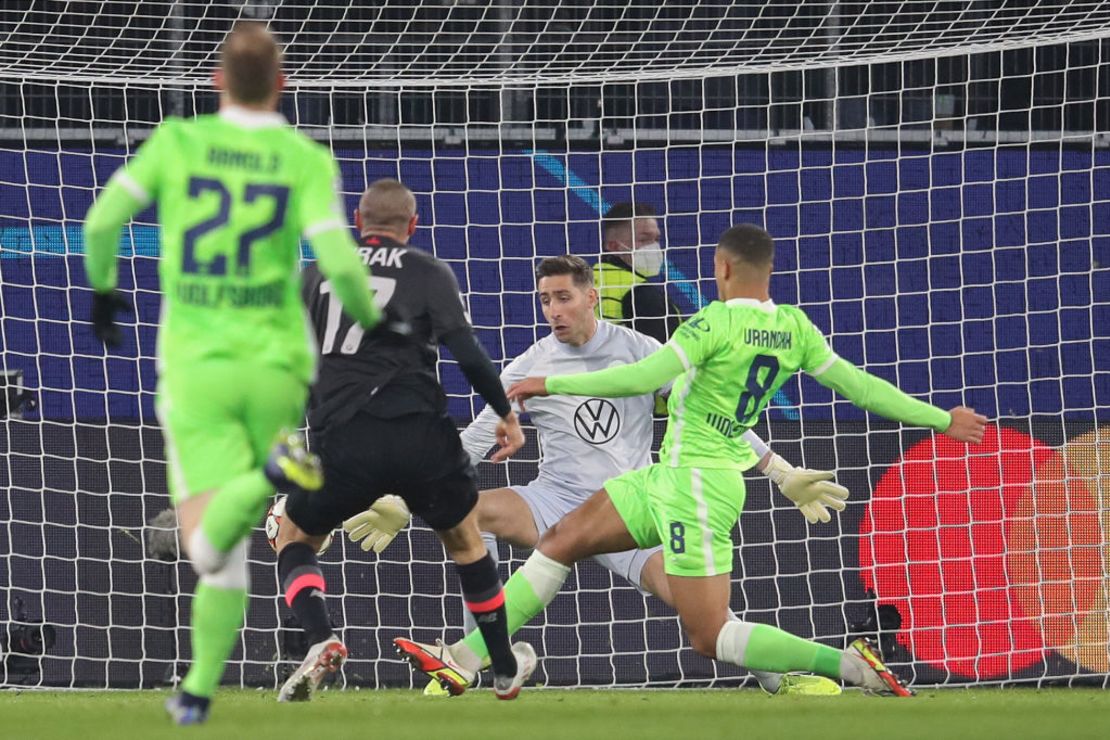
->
[302, 235, 471, 427]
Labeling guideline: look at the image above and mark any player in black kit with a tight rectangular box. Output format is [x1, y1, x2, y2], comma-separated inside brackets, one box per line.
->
[272, 179, 536, 702]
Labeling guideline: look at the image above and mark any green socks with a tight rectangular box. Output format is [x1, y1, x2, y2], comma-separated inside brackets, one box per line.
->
[181, 583, 249, 698]
[716, 620, 843, 678]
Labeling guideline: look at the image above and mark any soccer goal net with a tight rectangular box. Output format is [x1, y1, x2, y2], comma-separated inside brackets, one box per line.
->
[1, 1, 1108, 690]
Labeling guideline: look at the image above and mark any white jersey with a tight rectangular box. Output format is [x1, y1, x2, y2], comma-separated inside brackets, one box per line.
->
[461, 321, 663, 497]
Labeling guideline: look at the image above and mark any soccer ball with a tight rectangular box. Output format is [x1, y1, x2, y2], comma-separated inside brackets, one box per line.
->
[264, 495, 333, 554]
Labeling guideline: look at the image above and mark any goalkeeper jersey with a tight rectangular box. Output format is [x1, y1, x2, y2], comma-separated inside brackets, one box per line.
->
[92, 107, 349, 382]
[461, 321, 663, 495]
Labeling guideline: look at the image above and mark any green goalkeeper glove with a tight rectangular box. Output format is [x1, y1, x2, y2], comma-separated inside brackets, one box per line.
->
[342, 495, 411, 553]
[764, 454, 849, 525]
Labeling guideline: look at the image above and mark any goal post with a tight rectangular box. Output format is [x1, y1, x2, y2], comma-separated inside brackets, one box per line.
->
[1, 1, 1108, 689]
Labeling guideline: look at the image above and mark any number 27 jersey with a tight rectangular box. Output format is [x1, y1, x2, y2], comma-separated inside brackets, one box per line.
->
[662, 298, 834, 470]
[115, 111, 344, 382]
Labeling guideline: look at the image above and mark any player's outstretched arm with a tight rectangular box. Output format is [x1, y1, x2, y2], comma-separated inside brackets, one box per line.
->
[742, 430, 849, 525]
[507, 343, 687, 410]
[943, 405, 988, 444]
[811, 358, 986, 443]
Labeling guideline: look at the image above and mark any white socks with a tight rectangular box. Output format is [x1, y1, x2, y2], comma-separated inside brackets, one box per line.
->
[719, 614, 782, 693]
[197, 539, 249, 590]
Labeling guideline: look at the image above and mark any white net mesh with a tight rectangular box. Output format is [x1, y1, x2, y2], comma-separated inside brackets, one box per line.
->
[3, 1, 1110, 83]
[1, 0, 1109, 689]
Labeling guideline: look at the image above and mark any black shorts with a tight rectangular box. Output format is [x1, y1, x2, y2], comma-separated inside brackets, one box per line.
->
[285, 411, 479, 535]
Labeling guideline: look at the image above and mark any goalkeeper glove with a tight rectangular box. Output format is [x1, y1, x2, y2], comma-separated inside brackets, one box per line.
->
[342, 494, 411, 553]
[91, 290, 130, 348]
[764, 454, 849, 525]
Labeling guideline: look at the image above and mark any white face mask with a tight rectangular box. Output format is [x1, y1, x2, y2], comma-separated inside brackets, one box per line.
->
[630, 242, 664, 277]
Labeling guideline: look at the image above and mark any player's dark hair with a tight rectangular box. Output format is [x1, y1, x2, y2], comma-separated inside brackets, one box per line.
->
[535, 255, 593, 288]
[717, 224, 774, 267]
[602, 202, 657, 240]
[221, 21, 281, 105]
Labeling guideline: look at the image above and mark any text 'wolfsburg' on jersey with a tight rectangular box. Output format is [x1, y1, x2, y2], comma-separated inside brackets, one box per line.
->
[302, 234, 471, 428]
[461, 321, 663, 496]
[89, 108, 354, 382]
[663, 298, 833, 470]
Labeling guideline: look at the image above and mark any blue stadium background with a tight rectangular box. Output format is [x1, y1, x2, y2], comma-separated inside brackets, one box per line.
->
[3, 145, 1108, 423]
[0, 144, 1108, 688]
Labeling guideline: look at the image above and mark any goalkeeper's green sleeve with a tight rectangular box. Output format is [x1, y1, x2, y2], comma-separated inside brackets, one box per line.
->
[83, 179, 147, 292]
[310, 227, 380, 329]
[546, 344, 686, 397]
[813, 358, 951, 432]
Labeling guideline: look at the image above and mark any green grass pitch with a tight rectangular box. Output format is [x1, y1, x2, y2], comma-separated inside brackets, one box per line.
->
[2, 687, 1109, 740]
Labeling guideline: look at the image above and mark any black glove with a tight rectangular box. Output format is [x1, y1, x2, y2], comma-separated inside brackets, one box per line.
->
[371, 304, 413, 341]
[91, 290, 130, 347]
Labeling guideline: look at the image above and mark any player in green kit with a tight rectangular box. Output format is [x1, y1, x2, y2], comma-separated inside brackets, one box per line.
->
[395, 224, 987, 696]
[82, 23, 381, 724]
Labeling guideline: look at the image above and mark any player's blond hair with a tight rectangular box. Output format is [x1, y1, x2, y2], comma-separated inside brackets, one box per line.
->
[221, 21, 282, 105]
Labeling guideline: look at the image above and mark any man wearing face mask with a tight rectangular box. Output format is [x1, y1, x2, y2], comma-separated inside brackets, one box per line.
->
[593, 202, 682, 344]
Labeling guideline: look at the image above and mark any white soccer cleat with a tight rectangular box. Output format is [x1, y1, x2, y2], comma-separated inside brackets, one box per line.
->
[492, 641, 538, 701]
[277, 636, 348, 702]
[394, 637, 476, 696]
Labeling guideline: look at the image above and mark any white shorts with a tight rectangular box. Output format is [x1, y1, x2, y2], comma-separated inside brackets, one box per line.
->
[509, 480, 662, 594]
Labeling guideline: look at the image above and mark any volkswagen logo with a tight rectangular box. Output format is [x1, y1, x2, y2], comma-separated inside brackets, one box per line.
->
[573, 398, 620, 445]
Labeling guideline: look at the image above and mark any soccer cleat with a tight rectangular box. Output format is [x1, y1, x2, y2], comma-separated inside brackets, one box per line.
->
[422, 654, 490, 696]
[492, 642, 538, 701]
[278, 636, 348, 702]
[264, 431, 323, 496]
[847, 638, 915, 697]
[164, 694, 209, 725]
[766, 673, 843, 696]
[394, 637, 476, 696]
[422, 677, 453, 697]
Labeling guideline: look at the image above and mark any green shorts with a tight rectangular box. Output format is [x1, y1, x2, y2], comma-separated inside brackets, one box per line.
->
[605, 464, 746, 577]
[155, 361, 308, 504]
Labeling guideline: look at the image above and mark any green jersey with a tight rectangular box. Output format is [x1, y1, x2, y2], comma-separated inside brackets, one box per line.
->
[83, 107, 377, 383]
[546, 296, 951, 472]
[662, 299, 833, 470]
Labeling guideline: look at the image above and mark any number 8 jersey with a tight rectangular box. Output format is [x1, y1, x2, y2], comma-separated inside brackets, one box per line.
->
[102, 109, 346, 383]
[662, 298, 834, 470]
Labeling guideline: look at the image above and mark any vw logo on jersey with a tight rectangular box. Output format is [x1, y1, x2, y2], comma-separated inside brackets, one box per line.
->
[573, 398, 621, 445]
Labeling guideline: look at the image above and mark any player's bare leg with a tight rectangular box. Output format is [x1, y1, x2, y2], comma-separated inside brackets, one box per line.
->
[537, 488, 641, 563]
[274, 513, 346, 702]
[636, 553, 839, 696]
[667, 574, 912, 696]
[475, 487, 541, 548]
